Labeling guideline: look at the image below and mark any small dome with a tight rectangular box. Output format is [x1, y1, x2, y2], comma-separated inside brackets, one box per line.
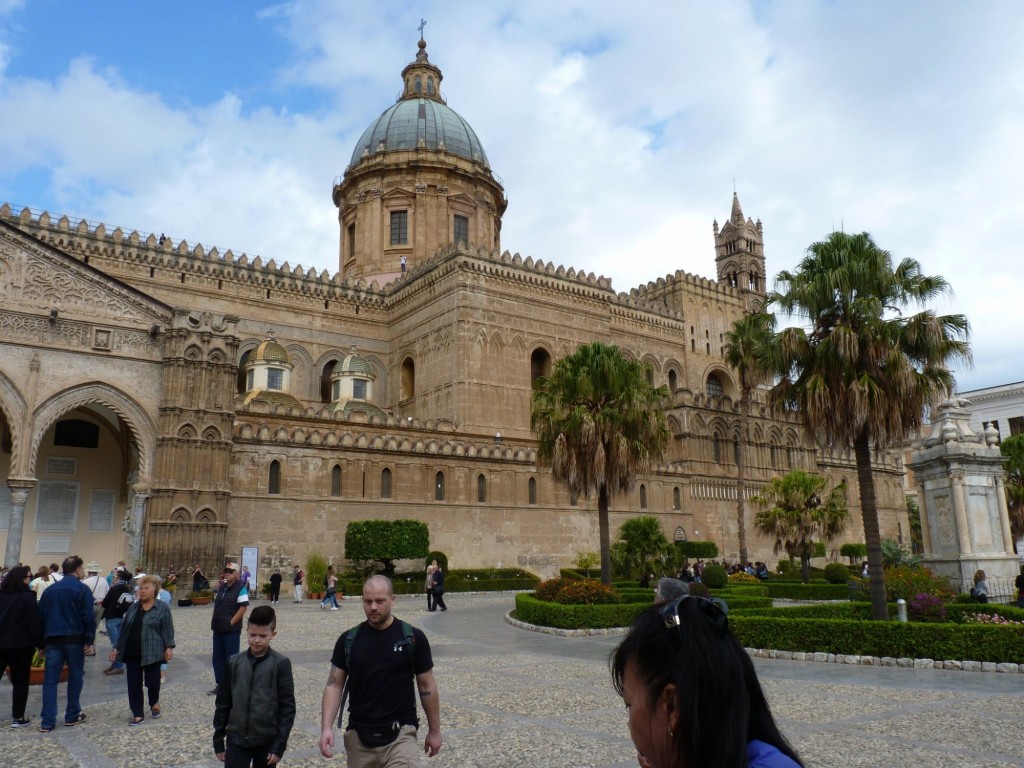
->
[252, 337, 290, 365]
[349, 98, 488, 168]
[339, 351, 372, 375]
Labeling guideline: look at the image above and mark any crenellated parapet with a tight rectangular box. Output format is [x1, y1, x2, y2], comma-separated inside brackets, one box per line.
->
[0, 203, 389, 308]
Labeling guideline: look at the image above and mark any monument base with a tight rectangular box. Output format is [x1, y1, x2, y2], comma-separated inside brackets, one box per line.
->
[922, 554, 1021, 602]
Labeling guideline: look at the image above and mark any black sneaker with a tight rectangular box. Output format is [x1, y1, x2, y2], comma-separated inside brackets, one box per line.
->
[11, 718, 30, 728]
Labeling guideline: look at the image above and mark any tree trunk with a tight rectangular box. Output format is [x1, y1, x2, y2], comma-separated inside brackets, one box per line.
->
[736, 390, 750, 566]
[800, 551, 811, 584]
[599, 485, 612, 585]
[854, 428, 888, 620]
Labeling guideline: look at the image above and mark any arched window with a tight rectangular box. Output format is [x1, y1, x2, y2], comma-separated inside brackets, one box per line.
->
[237, 350, 251, 393]
[639, 484, 648, 509]
[668, 370, 678, 391]
[414, 75, 422, 94]
[528, 477, 537, 505]
[427, 76, 434, 95]
[706, 374, 724, 397]
[268, 460, 281, 494]
[477, 474, 487, 503]
[331, 465, 342, 497]
[530, 348, 552, 390]
[381, 468, 393, 499]
[673, 487, 681, 510]
[401, 357, 415, 400]
[770, 443, 779, 469]
[321, 360, 338, 403]
[733, 439, 741, 464]
[644, 366, 654, 386]
[712, 435, 722, 464]
[435, 471, 445, 501]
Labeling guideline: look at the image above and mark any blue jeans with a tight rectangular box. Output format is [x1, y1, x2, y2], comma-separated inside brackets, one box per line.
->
[40, 643, 85, 729]
[212, 630, 241, 685]
[106, 618, 125, 669]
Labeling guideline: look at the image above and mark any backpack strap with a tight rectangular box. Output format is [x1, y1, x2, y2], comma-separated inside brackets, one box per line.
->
[337, 620, 417, 729]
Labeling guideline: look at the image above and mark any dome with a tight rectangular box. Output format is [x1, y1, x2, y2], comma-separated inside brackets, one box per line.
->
[349, 98, 489, 168]
[339, 351, 372, 375]
[252, 338, 289, 365]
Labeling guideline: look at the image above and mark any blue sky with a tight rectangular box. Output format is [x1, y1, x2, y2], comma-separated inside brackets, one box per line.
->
[1, 0, 1021, 392]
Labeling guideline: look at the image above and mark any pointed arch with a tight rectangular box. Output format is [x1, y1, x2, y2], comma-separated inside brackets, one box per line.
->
[0, 369, 28, 474]
[31, 383, 157, 480]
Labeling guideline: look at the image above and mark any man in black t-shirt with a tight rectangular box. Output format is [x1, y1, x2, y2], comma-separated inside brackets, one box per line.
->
[319, 576, 442, 764]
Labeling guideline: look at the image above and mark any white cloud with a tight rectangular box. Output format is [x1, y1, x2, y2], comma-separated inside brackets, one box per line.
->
[0, 0, 1021, 391]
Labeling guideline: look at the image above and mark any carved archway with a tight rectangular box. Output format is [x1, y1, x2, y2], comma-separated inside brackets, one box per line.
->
[30, 383, 157, 483]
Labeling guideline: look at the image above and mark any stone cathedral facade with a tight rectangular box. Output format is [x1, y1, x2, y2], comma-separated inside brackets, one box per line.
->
[0, 40, 908, 578]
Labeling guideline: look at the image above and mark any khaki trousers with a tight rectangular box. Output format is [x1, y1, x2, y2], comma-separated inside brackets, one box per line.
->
[343, 724, 418, 767]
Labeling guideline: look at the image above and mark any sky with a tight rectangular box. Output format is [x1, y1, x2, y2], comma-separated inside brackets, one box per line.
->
[0, 0, 1020, 392]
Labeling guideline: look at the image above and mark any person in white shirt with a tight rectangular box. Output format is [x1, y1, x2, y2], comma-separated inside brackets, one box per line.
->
[82, 562, 110, 639]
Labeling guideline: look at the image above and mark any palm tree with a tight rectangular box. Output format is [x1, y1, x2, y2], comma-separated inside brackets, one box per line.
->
[753, 470, 851, 583]
[763, 231, 970, 618]
[611, 514, 674, 587]
[999, 434, 1024, 548]
[531, 342, 669, 584]
[724, 311, 774, 566]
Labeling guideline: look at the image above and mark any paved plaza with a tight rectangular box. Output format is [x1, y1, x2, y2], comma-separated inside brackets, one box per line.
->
[3, 592, 1023, 768]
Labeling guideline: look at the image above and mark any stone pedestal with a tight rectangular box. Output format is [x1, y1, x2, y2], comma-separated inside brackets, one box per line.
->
[907, 398, 1020, 599]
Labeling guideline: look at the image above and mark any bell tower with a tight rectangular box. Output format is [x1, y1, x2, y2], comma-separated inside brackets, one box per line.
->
[713, 192, 766, 309]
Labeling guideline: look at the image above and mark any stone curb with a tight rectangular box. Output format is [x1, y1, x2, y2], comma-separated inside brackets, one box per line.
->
[505, 611, 1024, 672]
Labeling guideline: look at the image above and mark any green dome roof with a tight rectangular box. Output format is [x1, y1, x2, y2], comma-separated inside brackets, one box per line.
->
[252, 338, 289, 365]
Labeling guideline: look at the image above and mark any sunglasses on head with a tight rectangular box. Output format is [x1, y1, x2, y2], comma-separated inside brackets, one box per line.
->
[659, 594, 729, 630]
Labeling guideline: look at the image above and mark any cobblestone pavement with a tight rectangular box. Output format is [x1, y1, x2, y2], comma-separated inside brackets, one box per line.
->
[3, 593, 1023, 767]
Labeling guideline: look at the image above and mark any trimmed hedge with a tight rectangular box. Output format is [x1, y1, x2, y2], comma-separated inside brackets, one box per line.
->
[341, 568, 539, 596]
[730, 616, 1024, 664]
[515, 593, 648, 629]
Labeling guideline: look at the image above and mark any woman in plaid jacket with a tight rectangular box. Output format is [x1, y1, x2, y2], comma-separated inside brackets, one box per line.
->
[109, 574, 175, 725]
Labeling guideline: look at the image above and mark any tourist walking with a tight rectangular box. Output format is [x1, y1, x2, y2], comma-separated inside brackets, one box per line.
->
[213, 606, 296, 766]
[321, 566, 340, 610]
[37, 555, 95, 733]
[431, 566, 448, 612]
[0, 565, 44, 727]
[82, 562, 109, 642]
[30, 565, 53, 600]
[425, 565, 435, 611]
[319, 575, 442, 762]
[101, 567, 133, 674]
[268, 569, 283, 604]
[109, 574, 175, 725]
[209, 563, 249, 695]
[292, 564, 304, 603]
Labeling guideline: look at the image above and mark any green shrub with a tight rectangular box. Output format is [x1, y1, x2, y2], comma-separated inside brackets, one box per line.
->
[823, 563, 851, 584]
[777, 559, 794, 575]
[426, 551, 449, 572]
[555, 579, 621, 605]
[763, 582, 849, 601]
[840, 543, 868, 561]
[702, 563, 727, 588]
[688, 581, 710, 598]
[514, 593, 648, 629]
[730, 616, 1024, 664]
[305, 552, 328, 594]
[677, 541, 719, 559]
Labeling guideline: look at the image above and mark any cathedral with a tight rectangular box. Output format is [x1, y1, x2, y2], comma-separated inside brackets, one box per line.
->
[0, 39, 909, 578]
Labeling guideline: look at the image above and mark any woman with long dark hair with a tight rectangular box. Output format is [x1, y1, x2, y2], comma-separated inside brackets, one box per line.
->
[611, 596, 802, 768]
[0, 565, 44, 727]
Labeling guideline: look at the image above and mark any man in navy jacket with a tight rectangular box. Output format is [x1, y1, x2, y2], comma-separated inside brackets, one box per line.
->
[37, 555, 96, 732]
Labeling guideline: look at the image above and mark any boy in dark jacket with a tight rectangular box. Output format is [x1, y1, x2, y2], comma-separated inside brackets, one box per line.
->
[213, 606, 295, 767]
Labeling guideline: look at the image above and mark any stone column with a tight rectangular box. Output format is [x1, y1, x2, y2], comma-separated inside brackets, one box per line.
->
[949, 471, 972, 555]
[994, 473, 1015, 556]
[3, 479, 36, 568]
[915, 480, 932, 552]
[126, 487, 149, 565]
